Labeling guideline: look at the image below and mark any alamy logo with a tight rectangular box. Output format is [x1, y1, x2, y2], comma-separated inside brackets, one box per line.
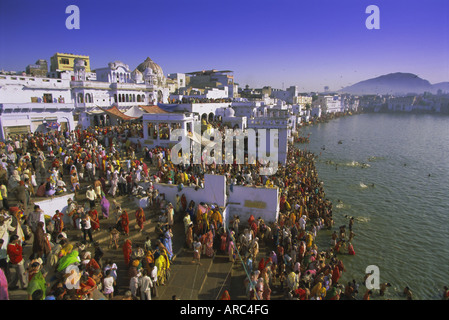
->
[65, 264, 81, 289]
[365, 5, 380, 30]
[365, 265, 380, 290]
[66, 5, 80, 30]
[170, 121, 279, 175]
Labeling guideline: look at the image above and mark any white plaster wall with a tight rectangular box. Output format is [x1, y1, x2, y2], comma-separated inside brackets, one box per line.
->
[0, 75, 72, 103]
[34, 193, 75, 225]
[227, 185, 279, 224]
[151, 174, 226, 209]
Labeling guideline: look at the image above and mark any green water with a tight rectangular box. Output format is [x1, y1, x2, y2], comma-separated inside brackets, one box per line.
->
[298, 113, 449, 300]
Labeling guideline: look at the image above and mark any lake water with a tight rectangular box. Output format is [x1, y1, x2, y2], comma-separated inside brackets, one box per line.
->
[298, 113, 449, 300]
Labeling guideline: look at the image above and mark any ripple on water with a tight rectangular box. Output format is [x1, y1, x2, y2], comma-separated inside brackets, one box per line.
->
[299, 114, 449, 299]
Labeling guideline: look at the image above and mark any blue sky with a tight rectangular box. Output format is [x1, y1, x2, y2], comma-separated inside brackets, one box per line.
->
[0, 0, 448, 91]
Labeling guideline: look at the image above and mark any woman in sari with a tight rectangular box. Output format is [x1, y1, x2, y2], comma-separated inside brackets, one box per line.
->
[185, 223, 193, 249]
[258, 258, 266, 273]
[228, 234, 236, 262]
[52, 210, 64, 235]
[220, 290, 231, 300]
[220, 231, 227, 253]
[166, 203, 174, 227]
[88, 208, 100, 232]
[210, 208, 222, 231]
[122, 239, 132, 267]
[77, 274, 97, 300]
[32, 222, 50, 263]
[180, 194, 187, 212]
[120, 210, 129, 236]
[162, 228, 174, 261]
[262, 270, 272, 300]
[94, 180, 103, 199]
[142, 250, 155, 275]
[0, 268, 8, 300]
[45, 178, 56, 197]
[9, 206, 26, 242]
[155, 252, 170, 286]
[70, 173, 80, 194]
[204, 230, 214, 258]
[100, 194, 110, 219]
[57, 249, 80, 274]
[27, 262, 47, 300]
[183, 211, 192, 234]
[135, 207, 145, 232]
[108, 171, 118, 197]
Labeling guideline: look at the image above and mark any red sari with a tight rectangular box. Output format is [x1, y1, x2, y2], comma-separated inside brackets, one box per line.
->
[89, 209, 100, 231]
[220, 233, 227, 252]
[77, 276, 97, 297]
[181, 194, 187, 211]
[122, 239, 132, 267]
[258, 258, 265, 272]
[332, 265, 342, 284]
[86, 258, 100, 276]
[135, 208, 145, 231]
[52, 212, 65, 233]
[121, 211, 129, 235]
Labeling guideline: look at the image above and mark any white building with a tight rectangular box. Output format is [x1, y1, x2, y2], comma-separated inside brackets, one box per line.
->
[142, 107, 197, 149]
[0, 74, 75, 139]
[247, 108, 291, 165]
[185, 69, 237, 98]
[71, 57, 170, 128]
[313, 95, 343, 114]
[167, 73, 187, 93]
[172, 86, 229, 101]
[214, 107, 247, 130]
[158, 102, 231, 123]
[270, 86, 301, 104]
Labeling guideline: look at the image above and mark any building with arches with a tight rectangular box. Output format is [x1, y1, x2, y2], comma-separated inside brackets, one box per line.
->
[0, 53, 172, 135]
[72, 57, 170, 127]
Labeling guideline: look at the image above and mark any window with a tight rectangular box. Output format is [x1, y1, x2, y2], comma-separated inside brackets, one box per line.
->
[60, 58, 70, 65]
[43, 94, 53, 103]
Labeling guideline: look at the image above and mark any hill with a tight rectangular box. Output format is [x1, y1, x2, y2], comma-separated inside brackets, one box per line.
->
[340, 72, 447, 95]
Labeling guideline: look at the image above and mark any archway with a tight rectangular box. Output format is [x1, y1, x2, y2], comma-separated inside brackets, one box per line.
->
[208, 112, 214, 123]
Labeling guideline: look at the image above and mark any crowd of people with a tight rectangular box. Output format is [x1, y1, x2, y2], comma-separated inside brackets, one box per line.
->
[222, 145, 348, 300]
[0, 121, 447, 301]
[0, 124, 165, 300]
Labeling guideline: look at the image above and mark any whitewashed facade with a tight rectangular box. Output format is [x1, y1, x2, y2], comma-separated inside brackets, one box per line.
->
[0, 74, 75, 139]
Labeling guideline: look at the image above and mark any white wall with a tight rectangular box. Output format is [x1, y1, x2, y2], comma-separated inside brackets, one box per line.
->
[0, 75, 72, 103]
[151, 174, 226, 209]
[145, 173, 279, 227]
[227, 185, 279, 224]
[34, 193, 75, 225]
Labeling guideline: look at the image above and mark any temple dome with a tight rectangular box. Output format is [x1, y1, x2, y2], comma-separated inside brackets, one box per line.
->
[131, 68, 143, 82]
[136, 57, 164, 76]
